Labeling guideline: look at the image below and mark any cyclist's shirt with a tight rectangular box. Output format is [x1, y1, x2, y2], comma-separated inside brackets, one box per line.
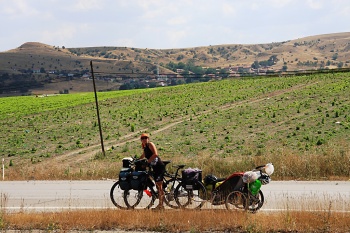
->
[144, 143, 165, 182]
[144, 143, 153, 159]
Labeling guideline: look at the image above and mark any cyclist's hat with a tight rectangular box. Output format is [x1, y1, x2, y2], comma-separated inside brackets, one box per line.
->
[140, 133, 149, 139]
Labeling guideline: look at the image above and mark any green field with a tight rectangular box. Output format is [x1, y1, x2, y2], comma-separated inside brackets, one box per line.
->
[1, 73, 349, 180]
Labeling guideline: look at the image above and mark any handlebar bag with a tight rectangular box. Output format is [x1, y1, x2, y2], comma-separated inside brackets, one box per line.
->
[134, 159, 148, 171]
[130, 171, 148, 190]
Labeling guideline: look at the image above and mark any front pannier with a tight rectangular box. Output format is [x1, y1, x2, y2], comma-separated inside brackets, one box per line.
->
[119, 168, 133, 190]
[130, 171, 148, 190]
[182, 168, 202, 190]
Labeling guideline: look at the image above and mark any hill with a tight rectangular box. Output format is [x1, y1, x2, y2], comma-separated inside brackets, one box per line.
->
[0, 32, 350, 96]
[1, 72, 349, 180]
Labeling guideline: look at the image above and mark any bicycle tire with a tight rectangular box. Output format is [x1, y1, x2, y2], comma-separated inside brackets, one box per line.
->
[174, 180, 207, 209]
[110, 181, 129, 210]
[163, 178, 182, 209]
[124, 187, 155, 209]
[244, 190, 264, 213]
[225, 191, 247, 211]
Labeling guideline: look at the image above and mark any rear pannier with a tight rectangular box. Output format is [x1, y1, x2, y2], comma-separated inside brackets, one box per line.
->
[182, 168, 202, 189]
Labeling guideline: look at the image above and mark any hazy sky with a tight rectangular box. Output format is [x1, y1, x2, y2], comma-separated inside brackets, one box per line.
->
[0, 0, 349, 52]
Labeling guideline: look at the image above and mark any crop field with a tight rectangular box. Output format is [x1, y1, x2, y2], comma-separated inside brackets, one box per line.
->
[0, 73, 349, 180]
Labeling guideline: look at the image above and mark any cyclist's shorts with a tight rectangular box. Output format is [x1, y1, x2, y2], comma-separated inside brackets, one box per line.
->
[153, 163, 165, 182]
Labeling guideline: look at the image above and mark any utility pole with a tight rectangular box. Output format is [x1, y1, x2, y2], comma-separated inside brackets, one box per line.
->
[90, 61, 105, 156]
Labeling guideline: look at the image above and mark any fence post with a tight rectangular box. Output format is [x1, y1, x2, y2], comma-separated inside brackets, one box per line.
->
[2, 158, 4, 180]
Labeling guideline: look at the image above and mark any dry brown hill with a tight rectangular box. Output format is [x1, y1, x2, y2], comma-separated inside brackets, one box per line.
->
[64, 32, 350, 71]
[0, 32, 349, 95]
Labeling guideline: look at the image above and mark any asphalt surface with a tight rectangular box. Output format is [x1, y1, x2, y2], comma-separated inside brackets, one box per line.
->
[0, 180, 349, 212]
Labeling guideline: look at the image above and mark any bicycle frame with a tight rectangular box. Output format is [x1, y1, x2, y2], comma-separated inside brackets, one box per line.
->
[144, 162, 186, 208]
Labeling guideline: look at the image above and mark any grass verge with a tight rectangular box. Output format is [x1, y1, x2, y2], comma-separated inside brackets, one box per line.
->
[1, 209, 349, 232]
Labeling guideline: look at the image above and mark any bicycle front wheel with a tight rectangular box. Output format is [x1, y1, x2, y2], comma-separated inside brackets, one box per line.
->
[163, 178, 181, 209]
[174, 181, 207, 209]
[244, 190, 264, 213]
[124, 188, 155, 209]
[110, 181, 129, 210]
[225, 191, 247, 211]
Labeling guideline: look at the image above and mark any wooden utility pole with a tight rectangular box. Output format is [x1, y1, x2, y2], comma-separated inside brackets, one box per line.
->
[90, 61, 105, 156]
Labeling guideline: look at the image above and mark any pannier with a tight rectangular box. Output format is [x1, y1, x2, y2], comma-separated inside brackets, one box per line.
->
[182, 168, 202, 190]
[203, 176, 224, 201]
[119, 168, 133, 190]
[130, 171, 148, 190]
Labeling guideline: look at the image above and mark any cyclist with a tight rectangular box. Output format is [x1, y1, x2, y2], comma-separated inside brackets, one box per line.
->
[139, 133, 165, 210]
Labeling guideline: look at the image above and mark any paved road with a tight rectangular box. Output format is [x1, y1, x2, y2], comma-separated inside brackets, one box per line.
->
[0, 180, 349, 212]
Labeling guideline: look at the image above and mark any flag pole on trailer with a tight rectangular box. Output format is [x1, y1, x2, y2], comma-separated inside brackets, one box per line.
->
[90, 61, 106, 156]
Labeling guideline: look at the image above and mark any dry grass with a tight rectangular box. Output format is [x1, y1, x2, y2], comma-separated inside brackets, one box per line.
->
[1, 209, 350, 232]
[5, 142, 350, 181]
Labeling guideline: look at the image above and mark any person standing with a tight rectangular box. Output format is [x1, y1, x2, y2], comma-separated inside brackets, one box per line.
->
[139, 133, 165, 210]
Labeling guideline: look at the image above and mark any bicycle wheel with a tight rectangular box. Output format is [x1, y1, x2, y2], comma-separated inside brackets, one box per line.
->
[163, 178, 182, 209]
[244, 190, 264, 213]
[110, 181, 129, 209]
[225, 191, 247, 211]
[174, 181, 207, 209]
[124, 188, 155, 209]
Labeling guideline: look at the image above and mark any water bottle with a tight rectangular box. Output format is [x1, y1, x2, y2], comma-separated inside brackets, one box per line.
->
[248, 179, 261, 195]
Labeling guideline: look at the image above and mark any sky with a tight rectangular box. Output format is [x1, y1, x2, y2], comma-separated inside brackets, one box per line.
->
[0, 0, 349, 52]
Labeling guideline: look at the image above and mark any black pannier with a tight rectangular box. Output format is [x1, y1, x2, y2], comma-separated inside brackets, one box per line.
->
[130, 171, 148, 190]
[119, 168, 133, 190]
[182, 168, 202, 190]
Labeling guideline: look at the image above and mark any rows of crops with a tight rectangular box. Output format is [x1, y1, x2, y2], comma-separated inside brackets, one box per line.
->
[1, 73, 349, 179]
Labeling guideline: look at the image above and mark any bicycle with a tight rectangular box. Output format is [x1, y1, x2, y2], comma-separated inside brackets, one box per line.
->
[110, 156, 185, 209]
[123, 159, 186, 209]
[173, 163, 273, 212]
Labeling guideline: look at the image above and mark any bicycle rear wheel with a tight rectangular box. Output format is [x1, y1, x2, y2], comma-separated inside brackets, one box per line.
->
[110, 181, 129, 210]
[124, 188, 155, 209]
[174, 181, 207, 209]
